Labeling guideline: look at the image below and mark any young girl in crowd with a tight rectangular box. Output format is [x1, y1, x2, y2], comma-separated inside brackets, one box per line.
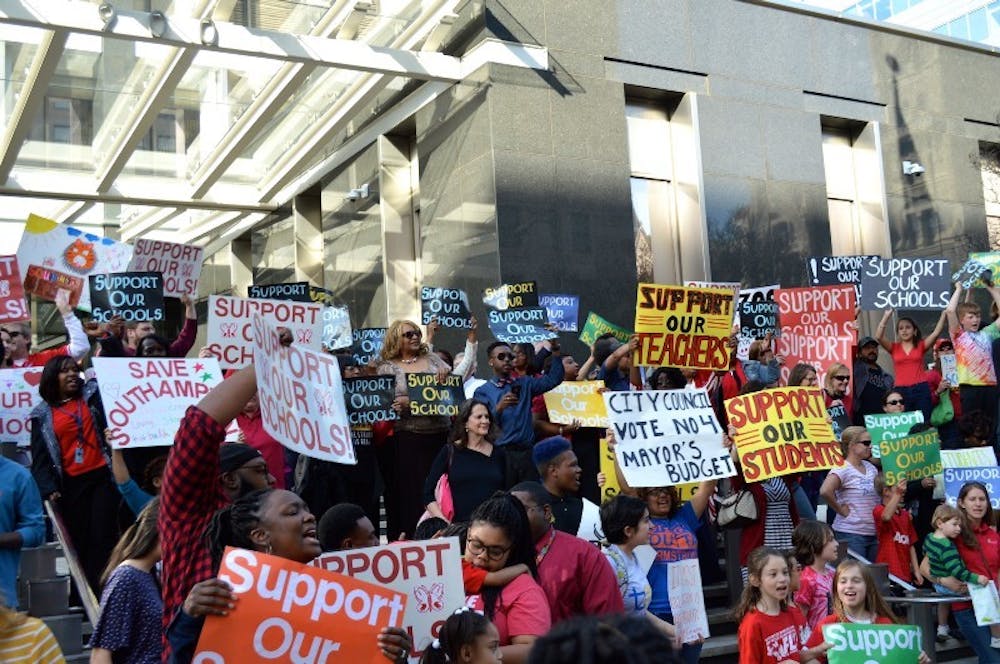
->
[419, 608, 501, 664]
[793, 521, 838, 632]
[876, 309, 946, 422]
[820, 426, 879, 561]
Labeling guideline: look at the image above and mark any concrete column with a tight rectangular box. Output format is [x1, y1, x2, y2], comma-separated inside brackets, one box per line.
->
[230, 235, 252, 297]
[292, 186, 324, 287]
[378, 135, 420, 323]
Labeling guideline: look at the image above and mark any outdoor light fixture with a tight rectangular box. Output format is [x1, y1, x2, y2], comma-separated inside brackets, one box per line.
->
[200, 19, 219, 46]
[149, 11, 167, 38]
[902, 160, 925, 176]
[97, 2, 116, 31]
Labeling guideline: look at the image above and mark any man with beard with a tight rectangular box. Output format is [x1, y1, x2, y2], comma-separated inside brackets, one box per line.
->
[853, 336, 894, 424]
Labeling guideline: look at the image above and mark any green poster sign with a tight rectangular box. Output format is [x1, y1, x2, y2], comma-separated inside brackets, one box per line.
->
[824, 623, 922, 664]
[864, 411, 924, 460]
[578, 311, 631, 346]
[879, 429, 942, 486]
[971, 251, 1000, 286]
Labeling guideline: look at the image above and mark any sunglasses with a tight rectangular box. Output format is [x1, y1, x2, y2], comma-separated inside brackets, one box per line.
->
[833, 375, 850, 381]
[494, 352, 514, 361]
[402, 330, 422, 339]
[4, 331, 21, 338]
[857, 439, 872, 446]
[886, 399, 904, 406]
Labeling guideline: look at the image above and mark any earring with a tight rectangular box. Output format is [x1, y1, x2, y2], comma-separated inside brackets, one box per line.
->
[265, 540, 273, 555]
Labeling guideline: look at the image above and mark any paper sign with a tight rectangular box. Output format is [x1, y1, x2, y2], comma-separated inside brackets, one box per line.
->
[736, 285, 778, 359]
[667, 558, 709, 644]
[16, 214, 133, 311]
[543, 381, 609, 428]
[23, 265, 83, 308]
[93, 358, 224, 448]
[633, 284, 733, 370]
[828, 402, 851, 442]
[88, 272, 165, 324]
[822, 623, 921, 664]
[776, 284, 856, 387]
[248, 282, 312, 302]
[207, 294, 324, 369]
[941, 448, 997, 469]
[350, 328, 386, 366]
[482, 281, 538, 310]
[738, 299, 779, 340]
[0, 368, 43, 444]
[253, 314, 355, 464]
[421, 287, 472, 329]
[196, 547, 404, 664]
[941, 354, 958, 386]
[487, 307, 556, 344]
[864, 411, 924, 460]
[599, 437, 621, 501]
[944, 467, 1000, 509]
[971, 582, 1000, 626]
[806, 255, 878, 287]
[313, 539, 462, 661]
[578, 311, 631, 346]
[604, 388, 735, 486]
[576, 498, 604, 545]
[970, 252, 1000, 287]
[859, 257, 950, 310]
[342, 376, 398, 426]
[322, 305, 353, 351]
[726, 387, 842, 482]
[953, 258, 992, 289]
[0, 256, 28, 323]
[879, 429, 942, 485]
[406, 373, 465, 417]
[128, 239, 202, 298]
[539, 294, 579, 332]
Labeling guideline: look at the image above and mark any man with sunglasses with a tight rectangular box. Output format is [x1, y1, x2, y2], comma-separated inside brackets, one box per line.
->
[2, 289, 90, 368]
[852, 336, 894, 425]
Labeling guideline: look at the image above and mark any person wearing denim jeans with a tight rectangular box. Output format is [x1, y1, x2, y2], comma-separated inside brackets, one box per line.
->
[821, 427, 880, 562]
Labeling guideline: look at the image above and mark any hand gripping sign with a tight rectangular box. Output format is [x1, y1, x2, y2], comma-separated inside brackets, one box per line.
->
[195, 547, 406, 664]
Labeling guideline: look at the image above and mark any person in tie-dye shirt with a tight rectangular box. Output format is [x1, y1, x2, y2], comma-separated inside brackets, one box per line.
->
[945, 282, 1000, 443]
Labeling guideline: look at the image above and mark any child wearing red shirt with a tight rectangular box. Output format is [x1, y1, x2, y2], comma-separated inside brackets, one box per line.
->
[872, 474, 921, 584]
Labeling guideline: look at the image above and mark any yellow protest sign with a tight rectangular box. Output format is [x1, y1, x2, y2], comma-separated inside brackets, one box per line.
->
[725, 386, 842, 482]
[633, 284, 733, 370]
[543, 381, 608, 428]
[599, 437, 697, 503]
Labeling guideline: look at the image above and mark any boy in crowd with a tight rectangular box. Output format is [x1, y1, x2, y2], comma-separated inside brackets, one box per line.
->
[872, 474, 920, 584]
[946, 282, 1000, 442]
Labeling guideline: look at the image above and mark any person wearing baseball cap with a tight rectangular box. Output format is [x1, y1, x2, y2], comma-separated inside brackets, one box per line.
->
[853, 335, 894, 425]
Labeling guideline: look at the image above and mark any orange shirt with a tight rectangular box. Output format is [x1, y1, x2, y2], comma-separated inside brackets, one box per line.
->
[52, 399, 105, 476]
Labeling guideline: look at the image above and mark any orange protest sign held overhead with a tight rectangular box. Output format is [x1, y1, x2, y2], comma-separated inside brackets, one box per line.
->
[195, 547, 406, 664]
[633, 283, 733, 370]
[725, 387, 842, 482]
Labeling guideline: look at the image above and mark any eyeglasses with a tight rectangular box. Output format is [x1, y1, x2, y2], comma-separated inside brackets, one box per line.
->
[857, 439, 873, 446]
[5, 331, 21, 339]
[494, 352, 514, 361]
[467, 538, 511, 561]
[402, 330, 422, 339]
[833, 375, 850, 381]
[886, 399, 904, 406]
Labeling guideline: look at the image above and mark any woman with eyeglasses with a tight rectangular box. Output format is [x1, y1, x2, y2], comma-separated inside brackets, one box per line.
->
[463, 492, 550, 664]
[822, 362, 854, 424]
[820, 426, 880, 561]
[875, 309, 946, 424]
[376, 319, 453, 540]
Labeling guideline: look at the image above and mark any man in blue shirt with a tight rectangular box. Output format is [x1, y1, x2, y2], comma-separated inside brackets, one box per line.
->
[0, 455, 45, 608]
[474, 339, 565, 484]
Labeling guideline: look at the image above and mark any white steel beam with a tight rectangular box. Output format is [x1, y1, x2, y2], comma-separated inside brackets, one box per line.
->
[199, 212, 267, 256]
[120, 207, 183, 242]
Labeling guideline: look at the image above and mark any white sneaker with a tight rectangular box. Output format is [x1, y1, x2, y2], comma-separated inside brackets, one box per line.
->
[937, 624, 949, 638]
[991, 636, 1000, 649]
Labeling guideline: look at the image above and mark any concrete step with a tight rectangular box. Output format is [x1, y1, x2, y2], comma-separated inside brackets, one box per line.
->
[42, 613, 83, 656]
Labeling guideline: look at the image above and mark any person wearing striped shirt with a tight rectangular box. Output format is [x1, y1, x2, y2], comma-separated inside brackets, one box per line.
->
[0, 605, 63, 663]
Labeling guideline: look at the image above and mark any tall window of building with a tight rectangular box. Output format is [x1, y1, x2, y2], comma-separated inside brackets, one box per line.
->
[980, 141, 1000, 250]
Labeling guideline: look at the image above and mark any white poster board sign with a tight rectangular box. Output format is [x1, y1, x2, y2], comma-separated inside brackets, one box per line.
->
[0, 368, 43, 445]
[127, 239, 203, 298]
[206, 294, 324, 369]
[576, 498, 604, 546]
[668, 558, 710, 643]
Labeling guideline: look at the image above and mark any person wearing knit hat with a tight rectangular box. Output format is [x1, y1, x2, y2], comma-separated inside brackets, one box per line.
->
[218, 442, 275, 498]
[532, 436, 583, 535]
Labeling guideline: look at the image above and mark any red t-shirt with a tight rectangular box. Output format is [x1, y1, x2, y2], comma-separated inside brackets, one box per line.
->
[466, 574, 551, 645]
[737, 606, 807, 664]
[890, 340, 927, 387]
[873, 504, 917, 581]
[51, 400, 105, 476]
[954, 523, 1000, 611]
[462, 558, 488, 594]
[805, 613, 894, 663]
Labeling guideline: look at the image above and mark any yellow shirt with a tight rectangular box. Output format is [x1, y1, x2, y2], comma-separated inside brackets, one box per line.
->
[0, 615, 65, 663]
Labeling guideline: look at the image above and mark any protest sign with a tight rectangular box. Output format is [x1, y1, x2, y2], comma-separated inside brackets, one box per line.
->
[603, 388, 734, 486]
[0, 256, 28, 323]
[944, 467, 1000, 509]
[343, 376, 398, 426]
[576, 498, 604, 545]
[482, 281, 538, 310]
[970, 251, 1000, 287]
[543, 381, 609, 428]
[599, 437, 620, 501]
[953, 257, 992, 289]
[971, 582, 1000, 626]
[828, 402, 851, 442]
[822, 622, 921, 664]
[667, 559, 709, 644]
[351, 328, 386, 366]
[487, 307, 556, 344]
[206, 294, 324, 369]
[406, 373, 465, 417]
[633, 284, 733, 370]
[88, 272, 165, 324]
[736, 285, 778, 359]
[806, 255, 877, 287]
[309, 285, 337, 307]
[253, 314, 355, 464]
[942, 447, 996, 469]
[726, 387, 842, 482]
[248, 281, 311, 301]
[940, 354, 958, 386]
[196, 547, 404, 664]
[22, 265, 83, 308]
[313, 539, 462, 661]
[685, 280, 740, 320]
[539, 293, 579, 332]
[864, 411, 924, 461]
[776, 284, 856, 387]
[738, 299, 779, 340]
[127, 239, 202, 297]
[578, 311, 631, 346]
[879, 429, 942, 485]
[0, 368, 43, 445]
[859, 257, 950, 310]
[92, 358, 224, 448]
[322, 305, 353, 350]
[16, 214, 133, 311]
[420, 287, 472, 329]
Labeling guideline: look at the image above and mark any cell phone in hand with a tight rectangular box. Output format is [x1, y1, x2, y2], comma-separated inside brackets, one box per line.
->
[510, 384, 521, 399]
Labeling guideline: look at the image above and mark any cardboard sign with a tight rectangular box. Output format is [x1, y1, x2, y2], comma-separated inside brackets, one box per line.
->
[604, 389, 735, 486]
[0, 256, 28, 323]
[578, 311, 631, 346]
[248, 282, 312, 302]
[539, 293, 579, 332]
[944, 467, 1000, 509]
[806, 255, 877, 287]
[343, 376, 398, 426]
[828, 402, 851, 442]
[971, 582, 1000, 626]
[776, 285, 856, 386]
[953, 258, 992, 289]
[0, 368, 43, 444]
[16, 214, 133, 311]
[941, 448, 996, 469]
[576, 498, 604, 545]
[859, 257, 950, 310]
[406, 373, 465, 417]
[93, 358, 224, 448]
[738, 299, 779, 340]
[196, 547, 404, 664]
[88, 272, 165, 324]
[667, 558, 710, 644]
[309, 286, 337, 307]
[420, 287, 472, 329]
[736, 285, 778, 360]
[864, 411, 924, 461]
[970, 252, 1000, 287]
[253, 315, 355, 464]
[487, 307, 556, 344]
[351, 328, 386, 366]
[322, 305, 353, 350]
[633, 284, 733, 370]
[940, 354, 958, 387]
[543, 381, 608, 428]
[127, 239, 202, 297]
[599, 437, 621, 501]
[312, 539, 462, 661]
[482, 281, 537, 310]
[879, 429, 942, 485]
[207, 294, 324, 369]
[23, 265, 83, 308]
[726, 387, 842, 482]
[822, 623, 921, 664]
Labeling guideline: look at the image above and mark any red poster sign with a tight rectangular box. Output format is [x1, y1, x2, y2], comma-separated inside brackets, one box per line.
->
[775, 285, 856, 388]
[0, 256, 29, 323]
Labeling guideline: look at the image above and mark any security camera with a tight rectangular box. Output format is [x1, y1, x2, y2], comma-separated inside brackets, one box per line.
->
[346, 184, 370, 201]
[902, 161, 925, 176]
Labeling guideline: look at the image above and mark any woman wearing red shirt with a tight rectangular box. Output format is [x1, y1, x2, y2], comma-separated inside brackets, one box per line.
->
[875, 310, 946, 423]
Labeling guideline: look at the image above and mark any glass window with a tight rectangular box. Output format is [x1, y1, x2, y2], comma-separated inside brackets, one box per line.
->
[252, 215, 296, 285]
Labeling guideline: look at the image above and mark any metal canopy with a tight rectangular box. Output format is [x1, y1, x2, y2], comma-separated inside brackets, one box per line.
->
[0, 0, 548, 249]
